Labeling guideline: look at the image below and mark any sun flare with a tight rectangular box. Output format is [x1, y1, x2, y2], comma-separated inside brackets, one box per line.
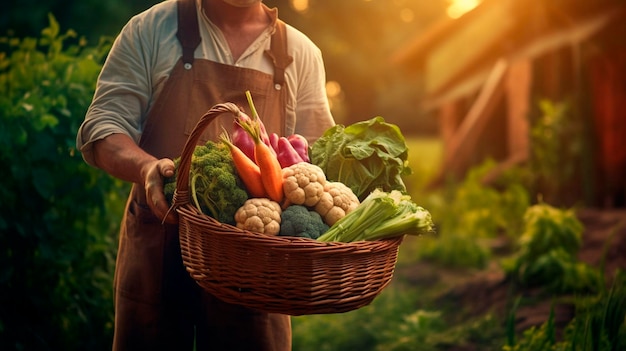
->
[447, 0, 481, 19]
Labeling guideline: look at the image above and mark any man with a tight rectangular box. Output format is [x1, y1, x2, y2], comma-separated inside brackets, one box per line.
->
[76, 0, 335, 349]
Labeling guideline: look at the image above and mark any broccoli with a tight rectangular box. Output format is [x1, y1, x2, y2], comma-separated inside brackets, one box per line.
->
[164, 141, 248, 225]
[279, 205, 329, 239]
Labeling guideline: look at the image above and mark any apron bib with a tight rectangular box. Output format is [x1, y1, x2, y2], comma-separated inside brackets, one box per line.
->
[112, 0, 292, 349]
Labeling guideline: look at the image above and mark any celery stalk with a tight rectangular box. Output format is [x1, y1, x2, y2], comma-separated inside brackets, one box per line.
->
[317, 190, 397, 242]
[317, 189, 434, 243]
[359, 203, 433, 241]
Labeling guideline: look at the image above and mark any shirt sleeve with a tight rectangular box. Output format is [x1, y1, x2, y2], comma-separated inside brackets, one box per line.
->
[285, 27, 335, 143]
[76, 6, 175, 167]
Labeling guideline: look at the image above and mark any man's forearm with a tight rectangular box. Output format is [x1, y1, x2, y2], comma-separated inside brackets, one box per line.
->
[92, 133, 157, 185]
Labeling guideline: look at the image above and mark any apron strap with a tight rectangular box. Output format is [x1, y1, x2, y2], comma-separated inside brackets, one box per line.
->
[177, 0, 201, 66]
[176, 0, 293, 86]
[265, 20, 294, 87]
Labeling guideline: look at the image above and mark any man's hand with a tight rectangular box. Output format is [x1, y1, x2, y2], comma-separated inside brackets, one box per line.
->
[143, 158, 178, 224]
[93, 134, 179, 224]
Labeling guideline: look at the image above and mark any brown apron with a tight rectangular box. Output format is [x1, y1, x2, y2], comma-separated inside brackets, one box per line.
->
[112, 1, 293, 350]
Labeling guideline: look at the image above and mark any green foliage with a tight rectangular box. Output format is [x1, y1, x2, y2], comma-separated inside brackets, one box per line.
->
[440, 160, 530, 239]
[503, 202, 601, 294]
[292, 287, 448, 351]
[0, 15, 123, 350]
[503, 307, 560, 351]
[416, 233, 491, 269]
[416, 160, 530, 268]
[376, 310, 446, 351]
[293, 284, 506, 351]
[530, 99, 587, 205]
[531, 101, 575, 183]
[504, 272, 626, 351]
[377, 311, 504, 351]
[2, 0, 156, 45]
[292, 288, 414, 351]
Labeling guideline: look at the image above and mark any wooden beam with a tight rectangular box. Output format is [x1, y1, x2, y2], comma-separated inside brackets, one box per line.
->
[506, 59, 531, 162]
[442, 59, 508, 175]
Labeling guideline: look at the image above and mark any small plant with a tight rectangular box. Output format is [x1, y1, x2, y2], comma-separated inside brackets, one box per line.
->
[503, 202, 601, 294]
[530, 99, 588, 205]
[415, 160, 530, 269]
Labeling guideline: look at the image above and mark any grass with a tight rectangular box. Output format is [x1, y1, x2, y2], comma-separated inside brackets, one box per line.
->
[403, 136, 443, 199]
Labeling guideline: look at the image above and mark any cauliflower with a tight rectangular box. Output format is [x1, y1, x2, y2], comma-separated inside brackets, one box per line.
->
[315, 181, 360, 226]
[279, 205, 329, 240]
[234, 198, 282, 236]
[282, 162, 327, 207]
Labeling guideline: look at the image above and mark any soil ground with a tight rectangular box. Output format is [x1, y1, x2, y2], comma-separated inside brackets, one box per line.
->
[396, 208, 626, 348]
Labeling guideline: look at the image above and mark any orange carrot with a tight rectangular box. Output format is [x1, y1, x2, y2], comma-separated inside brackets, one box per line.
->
[254, 136, 284, 202]
[240, 92, 284, 202]
[220, 131, 268, 198]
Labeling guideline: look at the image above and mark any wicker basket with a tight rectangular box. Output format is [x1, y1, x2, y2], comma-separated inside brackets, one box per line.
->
[171, 102, 403, 316]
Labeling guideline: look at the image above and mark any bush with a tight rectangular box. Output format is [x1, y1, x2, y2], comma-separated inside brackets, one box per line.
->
[503, 202, 602, 294]
[415, 160, 530, 269]
[0, 15, 126, 350]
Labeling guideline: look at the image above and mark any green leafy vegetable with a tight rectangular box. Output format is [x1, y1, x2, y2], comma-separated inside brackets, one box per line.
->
[310, 117, 411, 201]
[317, 189, 434, 242]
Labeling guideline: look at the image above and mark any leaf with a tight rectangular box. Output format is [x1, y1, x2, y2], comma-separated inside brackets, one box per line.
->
[310, 116, 411, 200]
[32, 167, 54, 198]
[38, 113, 59, 130]
[41, 13, 60, 42]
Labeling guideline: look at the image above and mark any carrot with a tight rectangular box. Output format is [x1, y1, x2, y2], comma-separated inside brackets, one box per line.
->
[254, 136, 284, 202]
[239, 92, 284, 202]
[220, 131, 268, 198]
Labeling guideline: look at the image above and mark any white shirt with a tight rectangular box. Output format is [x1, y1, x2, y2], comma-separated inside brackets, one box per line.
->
[77, 0, 334, 167]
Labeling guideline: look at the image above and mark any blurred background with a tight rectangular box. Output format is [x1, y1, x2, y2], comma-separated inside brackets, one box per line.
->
[2, 0, 626, 350]
[3, 0, 448, 133]
[6, 0, 624, 205]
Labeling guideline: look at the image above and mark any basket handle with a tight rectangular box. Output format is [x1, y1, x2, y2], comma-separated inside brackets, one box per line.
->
[168, 102, 242, 214]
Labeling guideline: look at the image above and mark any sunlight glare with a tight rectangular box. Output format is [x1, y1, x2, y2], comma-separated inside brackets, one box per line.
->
[326, 80, 342, 98]
[447, 0, 481, 19]
[290, 0, 309, 13]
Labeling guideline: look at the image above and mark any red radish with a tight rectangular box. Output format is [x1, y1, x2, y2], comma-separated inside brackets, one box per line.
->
[269, 133, 279, 152]
[276, 137, 304, 168]
[232, 113, 256, 161]
[287, 134, 310, 162]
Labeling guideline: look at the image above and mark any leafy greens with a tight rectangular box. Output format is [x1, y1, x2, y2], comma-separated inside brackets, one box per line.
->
[310, 117, 412, 201]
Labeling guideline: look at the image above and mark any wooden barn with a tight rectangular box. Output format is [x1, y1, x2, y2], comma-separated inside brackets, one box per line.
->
[392, 0, 626, 208]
